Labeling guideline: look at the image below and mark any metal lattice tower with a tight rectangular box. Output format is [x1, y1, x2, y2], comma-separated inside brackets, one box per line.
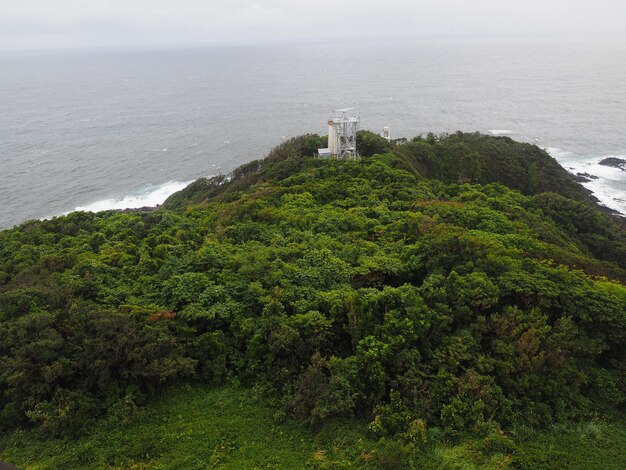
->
[319, 108, 360, 160]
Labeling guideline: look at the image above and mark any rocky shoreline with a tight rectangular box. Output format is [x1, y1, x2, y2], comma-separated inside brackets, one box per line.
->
[565, 157, 625, 224]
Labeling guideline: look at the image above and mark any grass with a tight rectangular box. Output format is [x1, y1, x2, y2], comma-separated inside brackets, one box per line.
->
[510, 420, 626, 469]
[0, 385, 322, 469]
[1, 385, 625, 469]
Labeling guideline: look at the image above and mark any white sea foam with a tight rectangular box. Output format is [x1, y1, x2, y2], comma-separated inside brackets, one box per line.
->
[544, 147, 574, 160]
[547, 149, 626, 216]
[70, 180, 193, 214]
[584, 159, 625, 181]
[487, 130, 513, 136]
[560, 155, 626, 182]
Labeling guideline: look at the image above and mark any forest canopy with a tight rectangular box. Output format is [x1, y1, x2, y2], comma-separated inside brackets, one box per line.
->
[1, 132, 625, 456]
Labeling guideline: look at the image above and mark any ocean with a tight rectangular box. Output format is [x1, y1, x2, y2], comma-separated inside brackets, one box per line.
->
[1, 39, 625, 229]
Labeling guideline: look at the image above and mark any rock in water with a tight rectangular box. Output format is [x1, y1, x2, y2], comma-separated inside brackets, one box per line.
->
[599, 157, 626, 171]
[575, 172, 599, 183]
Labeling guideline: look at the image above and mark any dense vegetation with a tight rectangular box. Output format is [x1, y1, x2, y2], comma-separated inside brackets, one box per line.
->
[1, 132, 625, 468]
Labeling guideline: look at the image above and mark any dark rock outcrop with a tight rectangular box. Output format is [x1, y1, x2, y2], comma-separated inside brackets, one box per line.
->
[574, 172, 599, 183]
[599, 157, 626, 171]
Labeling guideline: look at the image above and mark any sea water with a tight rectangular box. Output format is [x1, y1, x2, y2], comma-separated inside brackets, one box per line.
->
[1, 39, 625, 229]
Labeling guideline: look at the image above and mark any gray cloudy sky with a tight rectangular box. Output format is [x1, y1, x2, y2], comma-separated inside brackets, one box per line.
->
[1, 0, 625, 50]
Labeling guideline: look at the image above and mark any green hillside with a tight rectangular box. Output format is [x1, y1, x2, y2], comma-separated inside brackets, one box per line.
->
[1, 132, 625, 468]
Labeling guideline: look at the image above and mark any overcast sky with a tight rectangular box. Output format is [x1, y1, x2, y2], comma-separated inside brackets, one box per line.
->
[1, 0, 625, 50]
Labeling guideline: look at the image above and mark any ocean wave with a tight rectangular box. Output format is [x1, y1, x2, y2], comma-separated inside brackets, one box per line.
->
[544, 147, 574, 160]
[582, 179, 626, 216]
[548, 149, 626, 216]
[561, 155, 626, 182]
[70, 180, 193, 214]
[487, 130, 514, 136]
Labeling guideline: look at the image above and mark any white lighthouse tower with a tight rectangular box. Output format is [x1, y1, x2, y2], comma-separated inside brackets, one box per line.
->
[318, 108, 360, 160]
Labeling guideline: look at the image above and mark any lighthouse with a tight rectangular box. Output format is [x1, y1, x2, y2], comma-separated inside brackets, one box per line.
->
[318, 108, 360, 160]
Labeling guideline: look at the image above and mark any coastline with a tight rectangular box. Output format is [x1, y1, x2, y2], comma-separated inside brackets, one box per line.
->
[2, 135, 624, 231]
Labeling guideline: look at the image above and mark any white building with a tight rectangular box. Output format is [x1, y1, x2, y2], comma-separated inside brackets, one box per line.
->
[318, 109, 360, 160]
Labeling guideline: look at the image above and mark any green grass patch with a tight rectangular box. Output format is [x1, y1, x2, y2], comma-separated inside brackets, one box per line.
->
[1, 385, 625, 469]
[510, 420, 626, 469]
[0, 385, 322, 469]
